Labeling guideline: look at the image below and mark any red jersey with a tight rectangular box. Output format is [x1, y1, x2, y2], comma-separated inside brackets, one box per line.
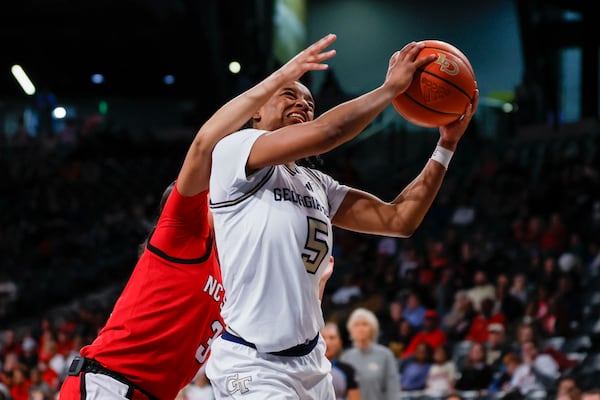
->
[80, 186, 225, 400]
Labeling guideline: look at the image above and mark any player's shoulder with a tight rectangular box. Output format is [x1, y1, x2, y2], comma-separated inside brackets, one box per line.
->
[217, 128, 265, 147]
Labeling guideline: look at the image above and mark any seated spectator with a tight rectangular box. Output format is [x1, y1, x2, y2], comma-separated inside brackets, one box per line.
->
[556, 375, 582, 400]
[403, 292, 426, 330]
[402, 310, 447, 359]
[442, 290, 475, 341]
[455, 341, 494, 393]
[400, 342, 432, 392]
[387, 318, 415, 360]
[331, 273, 362, 306]
[488, 352, 522, 395]
[507, 339, 560, 396]
[380, 299, 404, 345]
[508, 272, 528, 305]
[486, 323, 517, 369]
[424, 344, 457, 397]
[467, 270, 495, 313]
[465, 297, 506, 343]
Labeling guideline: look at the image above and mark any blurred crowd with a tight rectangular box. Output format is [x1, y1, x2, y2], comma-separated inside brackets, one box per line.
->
[1, 104, 600, 400]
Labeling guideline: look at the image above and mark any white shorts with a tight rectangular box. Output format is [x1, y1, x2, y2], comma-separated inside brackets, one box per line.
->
[206, 334, 335, 400]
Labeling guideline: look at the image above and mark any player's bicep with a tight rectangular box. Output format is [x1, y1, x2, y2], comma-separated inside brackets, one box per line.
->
[247, 121, 339, 171]
[332, 188, 411, 238]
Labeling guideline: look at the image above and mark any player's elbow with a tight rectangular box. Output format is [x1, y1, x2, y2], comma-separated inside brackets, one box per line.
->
[190, 130, 218, 156]
[393, 226, 415, 239]
[388, 217, 419, 238]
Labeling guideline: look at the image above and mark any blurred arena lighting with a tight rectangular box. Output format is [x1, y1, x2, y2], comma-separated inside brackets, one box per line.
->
[163, 74, 175, 85]
[10, 64, 36, 95]
[98, 101, 108, 115]
[481, 97, 516, 113]
[228, 61, 241, 74]
[52, 106, 67, 119]
[91, 74, 104, 84]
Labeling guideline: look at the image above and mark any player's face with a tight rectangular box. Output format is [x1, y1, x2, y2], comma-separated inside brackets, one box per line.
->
[253, 81, 315, 130]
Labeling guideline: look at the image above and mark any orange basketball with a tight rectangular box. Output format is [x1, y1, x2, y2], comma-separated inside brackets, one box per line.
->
[392, 40, 477, 128]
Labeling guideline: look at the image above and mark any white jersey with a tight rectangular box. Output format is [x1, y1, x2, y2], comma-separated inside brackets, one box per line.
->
[209, 129, 349, 353]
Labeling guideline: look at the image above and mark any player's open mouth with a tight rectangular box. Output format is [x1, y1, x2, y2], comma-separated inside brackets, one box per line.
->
[288, 112, 306, 123]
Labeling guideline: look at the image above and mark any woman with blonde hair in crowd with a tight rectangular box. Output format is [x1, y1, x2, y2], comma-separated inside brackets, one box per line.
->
[340, 307, 399, 400]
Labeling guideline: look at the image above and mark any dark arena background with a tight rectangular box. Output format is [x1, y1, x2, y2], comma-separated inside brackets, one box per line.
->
[1, 0, 599, 399]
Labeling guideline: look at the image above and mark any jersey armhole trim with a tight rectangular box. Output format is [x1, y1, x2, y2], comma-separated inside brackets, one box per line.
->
[146, 229, 213, 264]
[209, 166, 274, 209]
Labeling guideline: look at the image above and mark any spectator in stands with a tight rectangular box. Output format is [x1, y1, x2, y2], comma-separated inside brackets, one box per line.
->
[331, 273, 362, 306]
[485, 323, 517, 369]
[555, 273, 583, 329]
[1, 330, 21, 358]
[538, 255, 560, 294]
[341, 307, 400, 400]
[556, 375, 582, 400]
[321, 322, 360, 400]
[424, 344, 457, 397]
[28, 367, 53, 399]
[8, 366, 30, 400]
[488, 352, 522, 395]
[403, 291, 427, 330]
[508, 272, 528, 305]
[465, 297, 506, 343]
[18, 335, 38, 370]
[380, 299, 404, 345]
[467, 270, 495, 312]
[402, 309, 447, 359]
[400, 341, 432, 391]
[387, 318, 415, 361]
[507, 339, 560, 396]
[442, 290, 475, 341]
[495, 273, 526, 322]
[540, 212, 568, 252]
[455, 341, 494, 393]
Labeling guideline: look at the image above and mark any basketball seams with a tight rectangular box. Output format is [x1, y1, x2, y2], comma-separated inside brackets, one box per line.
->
[417, 67, 474, 102]
[401, 91, 461, 118]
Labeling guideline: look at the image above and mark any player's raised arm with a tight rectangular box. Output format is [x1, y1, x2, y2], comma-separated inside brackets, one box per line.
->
[176, 33, 337, 196]
[332, 89, 479, 238]
[245, 41, 436, 170]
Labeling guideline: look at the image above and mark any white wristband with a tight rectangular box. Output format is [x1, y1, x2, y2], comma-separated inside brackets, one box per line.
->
[430, 145, 454, 170]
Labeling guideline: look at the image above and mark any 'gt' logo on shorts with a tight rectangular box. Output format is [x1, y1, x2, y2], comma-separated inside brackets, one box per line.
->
[226, 373, 252, 394]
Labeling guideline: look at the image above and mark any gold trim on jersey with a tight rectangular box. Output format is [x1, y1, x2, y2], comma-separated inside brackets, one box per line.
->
[209, 166, 275, 209]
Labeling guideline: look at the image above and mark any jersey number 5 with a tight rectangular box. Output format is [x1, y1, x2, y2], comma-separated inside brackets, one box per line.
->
[301, 216, 329, 274]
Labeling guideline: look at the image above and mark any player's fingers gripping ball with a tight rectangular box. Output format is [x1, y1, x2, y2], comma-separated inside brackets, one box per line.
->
[393, 40, 477, 128]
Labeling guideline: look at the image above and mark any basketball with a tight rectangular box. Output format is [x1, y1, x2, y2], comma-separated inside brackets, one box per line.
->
[393, 40, 477, 128]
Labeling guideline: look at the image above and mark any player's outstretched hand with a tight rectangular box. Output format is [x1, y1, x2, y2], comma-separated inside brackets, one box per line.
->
[438, 88, 479, 150]
[278, 33, 337, 83]
[384, 41, 436, 96]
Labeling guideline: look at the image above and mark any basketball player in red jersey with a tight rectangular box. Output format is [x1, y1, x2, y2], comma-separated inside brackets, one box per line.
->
[58, 33, 338, 400]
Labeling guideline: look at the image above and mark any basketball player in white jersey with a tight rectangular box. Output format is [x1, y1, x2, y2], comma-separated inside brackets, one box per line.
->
[207, 37, 479, 399]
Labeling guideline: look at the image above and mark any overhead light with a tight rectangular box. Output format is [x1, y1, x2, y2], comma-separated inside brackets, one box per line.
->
[163, 74, 175, 85]
[91, 74, 104, 84]
[10, 65, 36, 95]
[52, 106, 67, 119]
[229, 61, 241, 74]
